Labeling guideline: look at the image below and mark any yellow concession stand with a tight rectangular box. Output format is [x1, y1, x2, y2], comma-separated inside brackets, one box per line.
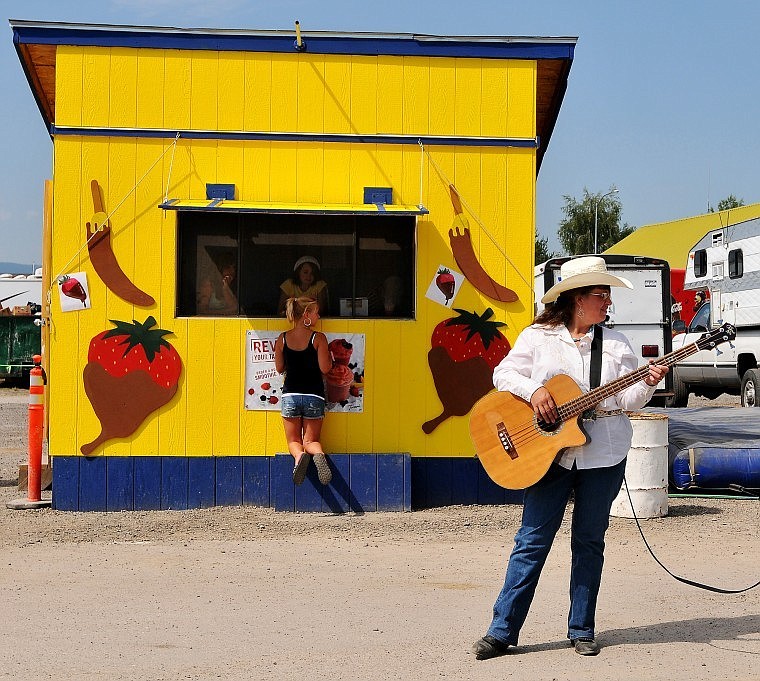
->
[12, 20, 575, 511]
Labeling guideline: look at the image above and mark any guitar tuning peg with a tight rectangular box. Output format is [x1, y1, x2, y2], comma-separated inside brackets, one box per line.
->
[729, 342, 735, 349]
[715, 348, 723, 356]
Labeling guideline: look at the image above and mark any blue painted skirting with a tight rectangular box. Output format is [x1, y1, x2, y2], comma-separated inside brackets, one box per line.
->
[51, 454, 522, 512]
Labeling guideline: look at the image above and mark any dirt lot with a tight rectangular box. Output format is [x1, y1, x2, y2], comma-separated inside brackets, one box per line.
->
[1, 386, 758, 681]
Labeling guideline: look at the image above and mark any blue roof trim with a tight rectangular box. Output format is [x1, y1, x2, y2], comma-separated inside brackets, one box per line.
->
[51, 125, 539, 149]
[13, 24, 575, 60]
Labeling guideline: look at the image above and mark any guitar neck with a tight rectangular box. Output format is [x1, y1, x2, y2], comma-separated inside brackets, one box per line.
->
[559, 338, 703, 420]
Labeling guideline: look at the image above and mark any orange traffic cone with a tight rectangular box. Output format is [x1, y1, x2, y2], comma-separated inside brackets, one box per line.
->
[6, 355, 51, 510]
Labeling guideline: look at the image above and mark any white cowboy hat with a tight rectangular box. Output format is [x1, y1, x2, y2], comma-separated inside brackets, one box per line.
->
[293, 255, 320, 272]
[541, 256, 633, 304]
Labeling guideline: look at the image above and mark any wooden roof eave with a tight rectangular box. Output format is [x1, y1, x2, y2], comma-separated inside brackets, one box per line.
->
[14, 40, 55, 134]
[536, 58, 573, 172]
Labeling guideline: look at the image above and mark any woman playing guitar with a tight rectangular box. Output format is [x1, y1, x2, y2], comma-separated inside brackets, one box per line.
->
[473, 256, 669, 660]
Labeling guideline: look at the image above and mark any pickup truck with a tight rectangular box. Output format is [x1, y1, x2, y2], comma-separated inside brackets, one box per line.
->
[670, 301, 759, 407]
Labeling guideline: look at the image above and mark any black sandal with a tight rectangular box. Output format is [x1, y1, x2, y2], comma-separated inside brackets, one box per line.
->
[292, 453, 310, 485]
[313, 453, 332, 485]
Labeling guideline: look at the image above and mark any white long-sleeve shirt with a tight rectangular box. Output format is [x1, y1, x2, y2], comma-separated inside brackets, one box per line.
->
[491, 324, 658, 470]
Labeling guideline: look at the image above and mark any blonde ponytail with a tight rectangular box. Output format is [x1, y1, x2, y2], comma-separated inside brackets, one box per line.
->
[285, 296, 317, 323]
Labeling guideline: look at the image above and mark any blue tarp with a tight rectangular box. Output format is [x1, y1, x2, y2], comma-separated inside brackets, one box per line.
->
[644, 407, 760, 490]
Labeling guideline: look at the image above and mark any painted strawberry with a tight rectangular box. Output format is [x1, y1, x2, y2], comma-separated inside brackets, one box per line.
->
[423, 308, 511, 434]
[430, 308, 510, 368]
[59, 275, 87, 306]
[435, 268, 456, 304]
[81, 316, 182, 456]
[261, 382, 271, 390]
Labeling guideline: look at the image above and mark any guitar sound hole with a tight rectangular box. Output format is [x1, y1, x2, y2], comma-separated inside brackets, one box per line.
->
[536, 418, 561, 433]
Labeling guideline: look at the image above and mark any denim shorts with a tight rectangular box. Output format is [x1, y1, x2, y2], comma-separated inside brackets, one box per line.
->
[280, 393, 325, 419]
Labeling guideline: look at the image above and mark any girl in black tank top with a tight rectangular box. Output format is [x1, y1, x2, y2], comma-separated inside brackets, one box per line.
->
[274, 295, 333, 486]
[282, 332, 325, 399]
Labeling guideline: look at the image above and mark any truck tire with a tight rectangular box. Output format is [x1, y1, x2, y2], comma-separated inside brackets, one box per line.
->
[667, 370, 689, 408]
[740, 369, 760, 407]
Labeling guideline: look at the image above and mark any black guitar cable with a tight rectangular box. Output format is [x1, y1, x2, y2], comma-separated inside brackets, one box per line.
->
[622, 477, 760, 593]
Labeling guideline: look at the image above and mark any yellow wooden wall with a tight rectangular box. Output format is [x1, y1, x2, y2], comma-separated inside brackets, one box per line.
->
[49, 45, 536, 459]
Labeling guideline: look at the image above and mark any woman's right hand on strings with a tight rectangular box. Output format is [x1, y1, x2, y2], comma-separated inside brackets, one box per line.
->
[531, 387, 558, 424]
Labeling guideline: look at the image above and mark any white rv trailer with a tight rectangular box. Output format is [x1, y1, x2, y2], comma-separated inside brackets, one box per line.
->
[535, 254, 673, 404]
[674, 217, 760, 406]
[683, 217, 760, 328]
[0, 268, 43, 310]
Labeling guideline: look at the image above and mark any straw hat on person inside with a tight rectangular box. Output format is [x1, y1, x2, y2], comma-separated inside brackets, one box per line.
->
[541, 256, 633, 304]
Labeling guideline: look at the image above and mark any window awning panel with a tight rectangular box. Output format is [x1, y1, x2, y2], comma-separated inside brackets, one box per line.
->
[159, 199, 428, 216]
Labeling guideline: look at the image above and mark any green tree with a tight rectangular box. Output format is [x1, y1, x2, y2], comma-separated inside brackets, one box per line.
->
[709, 194, 745, 212]
[535, 234, 560, 264]
[557, 188, 634, 255]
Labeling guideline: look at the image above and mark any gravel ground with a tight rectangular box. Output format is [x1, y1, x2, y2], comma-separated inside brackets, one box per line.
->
[1, 384, 758, 681]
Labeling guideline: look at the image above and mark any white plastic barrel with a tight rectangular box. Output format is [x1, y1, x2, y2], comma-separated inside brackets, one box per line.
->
[610, 412, 669, 518]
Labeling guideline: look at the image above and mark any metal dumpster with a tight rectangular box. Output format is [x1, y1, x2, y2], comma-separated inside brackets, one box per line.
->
[0, 315, 42, 381]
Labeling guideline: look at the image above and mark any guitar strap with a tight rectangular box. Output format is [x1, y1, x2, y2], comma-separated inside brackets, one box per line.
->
[590, 324, 603, 389]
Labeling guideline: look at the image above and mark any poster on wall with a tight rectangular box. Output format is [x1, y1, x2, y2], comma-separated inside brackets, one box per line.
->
[424, 265, 464, 308]
[57, 272, 92, 311]
[245, 330, 365, 412]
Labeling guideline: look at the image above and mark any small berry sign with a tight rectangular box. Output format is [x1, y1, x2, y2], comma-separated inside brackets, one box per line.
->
[424, 264, 464, 308]
[58, 271, 92, 311]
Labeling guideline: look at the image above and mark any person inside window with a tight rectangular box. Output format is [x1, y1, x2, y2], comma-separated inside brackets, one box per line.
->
[367, 274, 403, 316]
[693, 290, 707, 313]
[197, 255, 238, 316]
[278, 256, 329, 316]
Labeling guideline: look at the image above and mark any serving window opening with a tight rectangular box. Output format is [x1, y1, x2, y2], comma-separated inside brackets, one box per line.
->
[176, 211, 416, 319]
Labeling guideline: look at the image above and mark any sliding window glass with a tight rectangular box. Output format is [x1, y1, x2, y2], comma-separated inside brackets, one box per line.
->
[728, 248, 743, 279]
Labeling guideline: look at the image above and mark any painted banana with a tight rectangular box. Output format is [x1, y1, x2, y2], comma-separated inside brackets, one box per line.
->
[86, 180, 155, 307]
[447, 185, 519, 303]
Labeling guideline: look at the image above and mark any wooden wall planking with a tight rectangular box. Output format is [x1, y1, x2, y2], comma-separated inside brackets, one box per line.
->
[49, 45, 537, 461]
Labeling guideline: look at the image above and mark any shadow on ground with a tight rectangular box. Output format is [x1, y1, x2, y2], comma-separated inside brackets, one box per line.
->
[503, 614, 760, 655]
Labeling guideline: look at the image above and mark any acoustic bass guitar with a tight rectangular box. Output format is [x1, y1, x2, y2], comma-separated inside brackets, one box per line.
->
[469, 323, 736, 490]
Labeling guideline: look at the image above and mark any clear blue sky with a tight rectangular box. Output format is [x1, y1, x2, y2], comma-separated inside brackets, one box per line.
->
[3, 0, 760, 266]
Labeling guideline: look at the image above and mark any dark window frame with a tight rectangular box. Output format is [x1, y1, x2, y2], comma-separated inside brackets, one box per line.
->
[175, 211, 417, 319]
[693, 249, 707, 278]
[728, 248, 743, 279]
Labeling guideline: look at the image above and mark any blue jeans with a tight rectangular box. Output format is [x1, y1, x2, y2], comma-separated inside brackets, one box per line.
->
[486, 459, 626, 645]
